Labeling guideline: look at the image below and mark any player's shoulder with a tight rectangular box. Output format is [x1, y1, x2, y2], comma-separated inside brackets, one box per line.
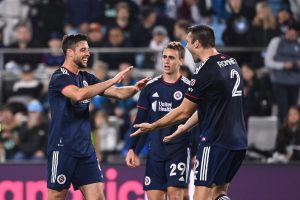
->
[145, 75, 162, 87]
[50, 67, 73, 83]
[180, 75, 190, 86]
[52, 67, 70, 77]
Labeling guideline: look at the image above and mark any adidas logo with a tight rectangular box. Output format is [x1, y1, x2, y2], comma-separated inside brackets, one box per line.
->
[152, 92, 159, 97]
[179, 176, 185, 182]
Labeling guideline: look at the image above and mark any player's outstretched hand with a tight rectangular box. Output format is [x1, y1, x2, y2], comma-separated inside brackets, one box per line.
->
[135, 77, 151, 91]
[130, 123, 154, 137]
[163, 124, 186, 143]
[112, 66, 133, 84]
[125, 149, 140, 168]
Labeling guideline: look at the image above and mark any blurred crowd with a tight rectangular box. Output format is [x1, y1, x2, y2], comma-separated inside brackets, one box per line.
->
[0, 0, 300, 164]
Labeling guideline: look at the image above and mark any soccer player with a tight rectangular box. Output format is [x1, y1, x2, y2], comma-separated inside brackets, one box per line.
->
[125, 41, 193, 200]
[47, 34, 149, 200]
[131, 25, 247, 200]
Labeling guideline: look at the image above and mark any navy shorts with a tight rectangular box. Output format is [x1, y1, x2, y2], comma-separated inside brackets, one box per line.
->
[47, 150, 103, 190]
[144, 147, 191, 191]
[193, 145, 246, 187]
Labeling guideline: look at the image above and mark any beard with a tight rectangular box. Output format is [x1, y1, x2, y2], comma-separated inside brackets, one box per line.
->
[74, 57, 87, 68]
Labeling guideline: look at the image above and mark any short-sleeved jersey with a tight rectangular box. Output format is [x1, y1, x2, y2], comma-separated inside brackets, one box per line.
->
[185, 54, 247, 150]
[137, 75, 191, 161]
[48, 67, 100, 157]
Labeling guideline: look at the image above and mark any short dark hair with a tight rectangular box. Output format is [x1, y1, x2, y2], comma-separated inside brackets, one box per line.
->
[187, 25, 215, 48]
[62, 34, 88, 55]
[164, 41, 185, 59]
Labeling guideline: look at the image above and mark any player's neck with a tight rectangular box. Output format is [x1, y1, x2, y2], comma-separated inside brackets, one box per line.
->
[199, 48, 219, 62]
[63, 61, 79, 75]
[163, 72, 181, 83]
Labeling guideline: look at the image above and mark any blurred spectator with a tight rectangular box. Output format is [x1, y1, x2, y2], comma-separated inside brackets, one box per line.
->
[223, 0, 254, 46]
[276, 7, 294, 33]
[178, 0, 201, 23]
[64, 0, 102, 34]
[0, 0, 30, 46]
[87, 22, 104, 47]
[0, 105, 24, 160]
[87, 22, 104, 66]
[267, 0, 289, 14]
[241, 63, 273, 126]
[198, 0, 215, 19]
[93, 110, 118, 161]
[92, 60, 110, 81]
[265, 21, 300, 123]
[89, 61, 115, 114]
[141, 0, 165, 13]
[174, 19, 196, 71]
[42, 32, 64, 69]
[14, 100, 47, 161]
[222, 0, 254, 63]
[150, 25, 170, 72]
[268, 106, 300, 163]
[101, 26, 134, 69]
[9, 64, 44, 101]
[99, 0, 139, 26]
[114, 62, 138, 140]
[108, 2, 135, 41]
[33, 0, 66, 46]
[5, 23, 42, 74]
[250, 1, 281, 68]
[132, 6, 157, 47]
[289, 0, 300, 21]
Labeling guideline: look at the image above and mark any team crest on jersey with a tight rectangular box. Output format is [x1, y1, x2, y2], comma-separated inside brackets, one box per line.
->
[83, 80, 88, 87]
[57, 174, 66, 184]
[145, 176, 151, 186]
[173, 91, 183, 100]
[80, 80, 91, 104]
[190, 79, 196, 86]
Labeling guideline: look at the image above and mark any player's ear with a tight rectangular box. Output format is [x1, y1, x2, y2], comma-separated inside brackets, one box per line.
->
[67, 48, 74, 57]
[194, 40, 200, 48]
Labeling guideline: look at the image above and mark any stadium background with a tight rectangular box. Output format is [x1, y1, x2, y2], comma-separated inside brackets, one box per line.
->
[0, 0, 300, 199]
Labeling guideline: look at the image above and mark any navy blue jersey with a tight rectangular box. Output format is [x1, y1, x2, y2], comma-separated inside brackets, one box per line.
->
[48, 67, 100, 157]
[133, 75, 191, 161]
[185, 54, 247, 150]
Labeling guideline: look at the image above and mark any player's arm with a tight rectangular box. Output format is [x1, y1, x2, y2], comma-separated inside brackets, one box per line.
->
[163, 111, 198, 142]
[62, 66, 133, 101]
[103, 77, 150, 100]
[131, 98, 197, 137]
[126, 106, 149, 167]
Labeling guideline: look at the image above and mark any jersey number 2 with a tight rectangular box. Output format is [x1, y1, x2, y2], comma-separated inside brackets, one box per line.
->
[230, 69, 242, 97]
